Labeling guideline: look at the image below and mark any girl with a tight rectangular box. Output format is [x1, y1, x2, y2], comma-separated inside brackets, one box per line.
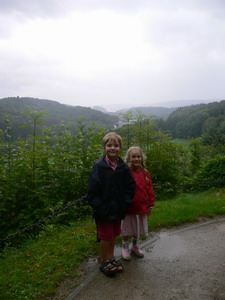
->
[87, 132, 135, 276]
[121, 146, 155, 260]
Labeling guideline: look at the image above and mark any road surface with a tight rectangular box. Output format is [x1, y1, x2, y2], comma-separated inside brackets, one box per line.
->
[61, 217, 225, 300]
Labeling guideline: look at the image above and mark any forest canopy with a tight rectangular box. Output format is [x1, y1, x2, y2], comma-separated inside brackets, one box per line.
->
[163, 100, 225, 139]
[0, 97, 119, 140]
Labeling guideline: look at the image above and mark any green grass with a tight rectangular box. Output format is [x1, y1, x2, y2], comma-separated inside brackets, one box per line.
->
[171, 138, 190, 145]
[149, 188, 225, 230]
[0, 219, 98, 300]
[1, 188, 225, 300]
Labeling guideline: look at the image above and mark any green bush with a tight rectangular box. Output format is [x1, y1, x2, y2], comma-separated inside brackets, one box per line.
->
[194, 155, 225, 189]
[0, 118, 104, 239]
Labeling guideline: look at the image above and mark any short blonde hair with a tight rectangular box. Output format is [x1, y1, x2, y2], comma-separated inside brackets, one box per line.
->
[102, 132, 122, 148]
[125, 146, 146, 167]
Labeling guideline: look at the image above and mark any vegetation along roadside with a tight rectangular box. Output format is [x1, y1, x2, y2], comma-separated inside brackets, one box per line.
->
[1, 97, 225, 299]
[0, 187, 225, 300]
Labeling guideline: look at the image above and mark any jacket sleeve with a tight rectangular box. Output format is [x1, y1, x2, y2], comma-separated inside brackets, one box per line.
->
[125, 168, 136, 205]
[146, 170, 155, 207]
[87, 164, 102, 209]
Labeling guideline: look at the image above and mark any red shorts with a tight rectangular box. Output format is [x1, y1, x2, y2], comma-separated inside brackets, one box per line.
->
[96, 220, 121, 241]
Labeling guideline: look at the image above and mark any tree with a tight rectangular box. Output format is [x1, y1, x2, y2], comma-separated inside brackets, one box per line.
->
[189, 138, 202, 174]
[118, 110, 134, 149]
[194, 155, 225, 189]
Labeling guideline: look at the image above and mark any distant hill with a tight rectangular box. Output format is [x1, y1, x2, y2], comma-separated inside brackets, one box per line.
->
[101, 99, 219, 112]
[92, 106, 107, 113]
[165, 100, 225, 138]
[113, 106, 176, 120]
[3, 97, 220, 141]
[149, 99, 219, 108]
[0, 97, 119, 140]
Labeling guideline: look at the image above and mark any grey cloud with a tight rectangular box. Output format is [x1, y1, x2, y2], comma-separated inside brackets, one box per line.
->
[1, 0, 224, 18]
[0, 0, 136, 17]
[0, 0, 64, 18]
[1, 0, 225, 108]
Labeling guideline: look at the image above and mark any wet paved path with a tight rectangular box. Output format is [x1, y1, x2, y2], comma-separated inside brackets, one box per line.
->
[66, 218, 225, 300]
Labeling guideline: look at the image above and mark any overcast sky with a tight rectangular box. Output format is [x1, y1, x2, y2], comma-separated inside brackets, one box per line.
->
[0, 0, 225, 111]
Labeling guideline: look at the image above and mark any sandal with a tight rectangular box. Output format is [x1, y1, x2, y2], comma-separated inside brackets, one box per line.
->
[99, 260, 118, 276]
[111, 258, 124, 272]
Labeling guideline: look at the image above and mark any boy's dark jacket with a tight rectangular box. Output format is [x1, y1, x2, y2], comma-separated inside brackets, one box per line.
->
[87, 155, 135, 221]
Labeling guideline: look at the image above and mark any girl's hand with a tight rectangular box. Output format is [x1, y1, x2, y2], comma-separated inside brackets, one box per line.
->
[147, 208, 152, 216]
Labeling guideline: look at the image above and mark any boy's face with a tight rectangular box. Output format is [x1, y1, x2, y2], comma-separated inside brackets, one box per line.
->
[104, 140, 121, 160]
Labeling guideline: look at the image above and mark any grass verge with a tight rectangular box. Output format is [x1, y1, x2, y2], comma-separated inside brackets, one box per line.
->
[0, 188, 225, 300]
[149, 188, 225, 229]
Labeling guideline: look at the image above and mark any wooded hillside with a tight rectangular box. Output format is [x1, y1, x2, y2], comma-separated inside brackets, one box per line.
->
[1, 97, 225, 141]
[114, 106, 176, 120]
[163, 100, 225, 139]
[0, 97, 119, 140]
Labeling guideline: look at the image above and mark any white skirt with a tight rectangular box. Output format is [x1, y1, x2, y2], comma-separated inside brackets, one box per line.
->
[121, 214, 148, 237]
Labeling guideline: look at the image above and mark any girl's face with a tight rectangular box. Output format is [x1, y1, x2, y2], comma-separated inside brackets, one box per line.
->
[104, 140, 120, 161]
[129, 149, 142, 169]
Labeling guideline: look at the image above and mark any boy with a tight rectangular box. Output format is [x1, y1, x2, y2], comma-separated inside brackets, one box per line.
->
[87, 132, 135, 276]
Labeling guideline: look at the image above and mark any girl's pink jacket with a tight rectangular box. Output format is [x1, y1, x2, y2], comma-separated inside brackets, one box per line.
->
[127, 166, 155, 215]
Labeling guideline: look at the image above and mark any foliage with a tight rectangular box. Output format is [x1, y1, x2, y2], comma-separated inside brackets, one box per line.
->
[117, 109, 225, 198]
[117, 110, 134, 149]
[1, 104, 225, 245]
[201, 127, 225, 154]
[188, 138, 203, 174]
[0, 97, 118, 140]
[164, 100, 225, 140]
[194, 155, 225, 190]
[0, 114, 104, 239]
[0, 189, 225, 300]
[1, 103, 225, 299]
[118, 111, 190, 198]
[146, 134, 190, 199]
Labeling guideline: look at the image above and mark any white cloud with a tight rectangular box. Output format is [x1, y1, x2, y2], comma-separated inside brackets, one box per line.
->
[0, 0, 225, 109]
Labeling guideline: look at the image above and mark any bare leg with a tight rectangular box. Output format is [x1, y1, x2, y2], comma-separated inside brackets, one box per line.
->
[99, 239, 118, 274]
[100, 239, 115, 262]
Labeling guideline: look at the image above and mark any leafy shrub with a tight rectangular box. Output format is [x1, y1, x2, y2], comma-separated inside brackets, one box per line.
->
[194, 155, 225, 190]
[0, 117, 104, 239]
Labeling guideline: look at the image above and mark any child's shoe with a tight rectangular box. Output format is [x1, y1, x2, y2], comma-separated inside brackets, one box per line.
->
[122, 247, 131, 260]
[131, 245, 144, 257]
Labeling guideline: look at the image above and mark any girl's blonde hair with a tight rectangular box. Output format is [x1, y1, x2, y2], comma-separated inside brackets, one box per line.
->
[125, 146, 146, 167]
[102, 132, 122, 148]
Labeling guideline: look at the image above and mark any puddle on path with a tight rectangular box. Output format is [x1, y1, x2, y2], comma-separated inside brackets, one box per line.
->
[145, 233, 187, 260]
[114, 232, 187, 261]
